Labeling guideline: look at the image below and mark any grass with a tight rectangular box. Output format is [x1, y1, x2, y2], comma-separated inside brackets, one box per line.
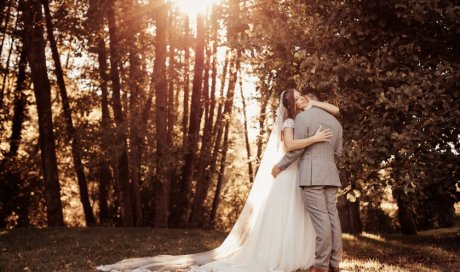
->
[0, 226, 459, 272]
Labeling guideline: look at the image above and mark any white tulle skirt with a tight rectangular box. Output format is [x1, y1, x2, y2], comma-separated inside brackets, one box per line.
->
[96, 158, 315, 272]
[189, 159, 316, 272]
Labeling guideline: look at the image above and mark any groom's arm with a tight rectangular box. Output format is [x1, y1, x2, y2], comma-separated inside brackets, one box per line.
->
[276, 117, 308, 170]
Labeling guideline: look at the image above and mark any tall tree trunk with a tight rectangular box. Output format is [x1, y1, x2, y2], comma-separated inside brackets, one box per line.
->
[238, 74, 254, 183]
[255, 75, 273, 167]
[171, 13, 206, 227]
[89, 0, 115, 226]
[393, 153, 417, 235]
[337, 170, 362, 234]
[96, 36, 113, 225]
[189, 44, 212, 227]
[153, 1, 169, 227]
[42, 0, 96, 226]
[393, 188, 417, 235]
[169, 16, 190, 224]
[212, 49, 229, 139]
[210, 122, 230, 225]
[164, 8, 177, 226]
[19, 0, 64, 226]
[209, 51, 240, 225]
[208, 18, 218, 137]
[107, 0, 133, 226]
[189, 17, 219, 226]
[167, 8, 176, 146]
[208, 53, 237, 191]
[182, 15, 190, 143]
[8, 45, 27, 158]
[6, 39, 30, 228]
[125, 0, 143, 227]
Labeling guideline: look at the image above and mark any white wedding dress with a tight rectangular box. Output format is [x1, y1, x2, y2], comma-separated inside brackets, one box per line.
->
[96, 96, 316, 272]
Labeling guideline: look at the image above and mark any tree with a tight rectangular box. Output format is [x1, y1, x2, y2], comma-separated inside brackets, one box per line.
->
[242, 0, 459, 234]
[152, 0, 169, 227]
[171, 12, 206, 227]
[107, 0, 133, 226]
[42, 0, 95, 226]
[19, 0, 64, 227]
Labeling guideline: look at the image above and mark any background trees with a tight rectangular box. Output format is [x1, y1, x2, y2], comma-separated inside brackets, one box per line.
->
[239, 0, 460, 234]
[0, 0, 458, 235]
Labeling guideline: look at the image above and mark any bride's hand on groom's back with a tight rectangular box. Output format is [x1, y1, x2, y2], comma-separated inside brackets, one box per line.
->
[272, 165, 282, 178]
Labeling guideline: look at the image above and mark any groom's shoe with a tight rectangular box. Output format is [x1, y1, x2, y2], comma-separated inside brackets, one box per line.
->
[329, 267, 340, 272]
[309, 266, 329, 272]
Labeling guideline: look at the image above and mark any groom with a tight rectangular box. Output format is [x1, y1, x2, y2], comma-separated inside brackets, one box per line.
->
[272, 88, 343, 272]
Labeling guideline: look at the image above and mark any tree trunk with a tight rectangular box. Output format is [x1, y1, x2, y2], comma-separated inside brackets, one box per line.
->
[210, 122, 230, 225]
[125, 0, 143, 227]
[189, 45, 212, 227]
[107, 0, 134, 226]
[393, 187, 417, 235]
[43, 0, 96, 226]
[89, 0, 116, 226]
[238, 74, 254, 183]
[255, 75, 273, 167]
[171, 13, 206, 227]
[153, 1, 169, 227]
[95, 35, 113, 225]
[393, 154, 417, 235]
[8, 45, 27, 158]
[208, 52, 238, 189]
[19, 0, 64, 226]
[182, 15, 190, 143]
[337, 170, 362, 234]
[212, 49, 229, 139]
[169, 16, 190, 224]
[209, 51, 240, 225]
[167, 7, 176, 147]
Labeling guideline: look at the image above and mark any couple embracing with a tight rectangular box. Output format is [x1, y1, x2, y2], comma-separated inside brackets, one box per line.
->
[97, 87, 343, 272]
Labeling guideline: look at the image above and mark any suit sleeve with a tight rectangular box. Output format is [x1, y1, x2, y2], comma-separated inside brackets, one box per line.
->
[335, 126, 343, 157]
[276, 117, 308, 170]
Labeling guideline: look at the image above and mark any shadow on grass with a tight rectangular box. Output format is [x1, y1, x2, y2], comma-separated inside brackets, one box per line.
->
[0, 227, 227, 271]
[0, 227, 459, 272]
[340, 228, 460, 272]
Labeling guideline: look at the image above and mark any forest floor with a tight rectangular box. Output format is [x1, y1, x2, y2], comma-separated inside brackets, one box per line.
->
[0, 225, 459, 272]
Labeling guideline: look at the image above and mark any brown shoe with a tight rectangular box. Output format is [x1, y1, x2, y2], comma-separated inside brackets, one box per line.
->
[309, 266, 329, 272]
[329, 267, 340, 272]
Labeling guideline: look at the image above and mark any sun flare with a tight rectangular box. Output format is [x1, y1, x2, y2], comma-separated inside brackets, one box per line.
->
[170, 0, 221, 18]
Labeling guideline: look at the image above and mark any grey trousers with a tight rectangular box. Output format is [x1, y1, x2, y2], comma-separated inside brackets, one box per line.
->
[300, 186, 342, 270]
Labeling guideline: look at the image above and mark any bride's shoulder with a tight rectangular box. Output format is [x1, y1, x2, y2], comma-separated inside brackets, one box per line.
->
[282, 118, 295, 129]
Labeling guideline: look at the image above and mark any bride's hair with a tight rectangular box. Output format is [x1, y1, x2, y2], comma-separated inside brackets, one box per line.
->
[281, 89, 297, 120]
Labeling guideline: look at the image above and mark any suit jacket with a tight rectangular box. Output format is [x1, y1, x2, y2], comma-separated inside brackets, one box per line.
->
[277, 107, 343, 187]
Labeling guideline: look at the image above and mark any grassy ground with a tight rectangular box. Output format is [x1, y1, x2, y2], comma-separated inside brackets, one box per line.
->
[0, 226, 459, 272]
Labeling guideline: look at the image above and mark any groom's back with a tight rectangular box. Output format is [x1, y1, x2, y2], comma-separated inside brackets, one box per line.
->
[296, 107, 343, 187]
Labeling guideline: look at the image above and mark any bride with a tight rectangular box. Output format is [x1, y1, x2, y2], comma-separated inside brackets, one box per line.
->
[96, 89, 340, 272]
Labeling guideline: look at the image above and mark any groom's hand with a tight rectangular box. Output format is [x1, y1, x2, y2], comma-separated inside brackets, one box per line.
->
[272, 165, 282, 178]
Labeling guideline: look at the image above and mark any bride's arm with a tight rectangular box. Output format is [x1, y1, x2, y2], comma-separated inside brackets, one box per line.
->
[283, 126, 331, 152]
[310, 100, 340, 116]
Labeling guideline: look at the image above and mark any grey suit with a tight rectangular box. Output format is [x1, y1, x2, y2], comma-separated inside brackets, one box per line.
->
[277, 107, 343, 270]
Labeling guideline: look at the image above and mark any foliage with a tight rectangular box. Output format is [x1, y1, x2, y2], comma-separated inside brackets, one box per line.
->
[241, 0, 460, 232]
[0, 0, 458, 233]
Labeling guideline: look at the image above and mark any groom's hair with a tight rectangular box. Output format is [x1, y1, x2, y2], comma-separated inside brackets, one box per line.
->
[301, 86, 322, 100]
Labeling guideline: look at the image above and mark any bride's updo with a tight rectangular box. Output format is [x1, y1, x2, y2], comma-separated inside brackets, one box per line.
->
[282, 89, 297, 119]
